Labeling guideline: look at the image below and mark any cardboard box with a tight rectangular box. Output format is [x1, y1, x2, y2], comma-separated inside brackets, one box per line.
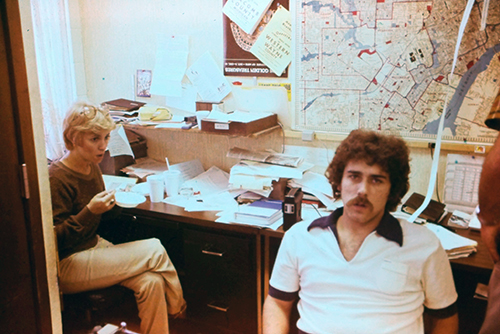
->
[200, 113, 277, 136]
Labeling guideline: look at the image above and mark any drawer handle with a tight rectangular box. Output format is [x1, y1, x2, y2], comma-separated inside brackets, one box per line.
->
[202, 249, 224, 257]
[207, 303, 229, 312]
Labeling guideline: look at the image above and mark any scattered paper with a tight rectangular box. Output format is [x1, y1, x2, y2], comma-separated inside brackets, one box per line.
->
[169, 159, 205, 185]
[290, 171, 334, 198]
[425, 223, 477, 258]
[181, 166, 230, 197]
[102, 174, 138, 191]
[121, 157, 168, 179]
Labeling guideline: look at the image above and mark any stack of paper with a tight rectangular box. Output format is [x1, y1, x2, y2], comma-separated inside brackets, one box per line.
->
[234, 200, 283, 226]
[228, 160, 314, 197]
[425, 223, 478, 259]
[227, 147, 303, 167]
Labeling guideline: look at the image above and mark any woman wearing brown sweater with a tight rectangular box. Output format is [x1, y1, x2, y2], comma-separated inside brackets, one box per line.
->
[49, 102, 185, 334]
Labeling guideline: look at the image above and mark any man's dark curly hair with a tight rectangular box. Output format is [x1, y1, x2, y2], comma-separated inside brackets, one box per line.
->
[325, 129, 410, 212]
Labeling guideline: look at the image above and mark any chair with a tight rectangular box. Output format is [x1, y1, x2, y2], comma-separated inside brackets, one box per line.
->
[54, 230, 138, 329]
[62, 285, 137, 326]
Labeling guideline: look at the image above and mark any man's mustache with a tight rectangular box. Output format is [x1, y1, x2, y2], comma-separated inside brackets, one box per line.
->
[346, 196, 371, 207]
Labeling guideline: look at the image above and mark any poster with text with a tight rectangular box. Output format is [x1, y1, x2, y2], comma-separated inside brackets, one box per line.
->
[223, 0, 289, 77]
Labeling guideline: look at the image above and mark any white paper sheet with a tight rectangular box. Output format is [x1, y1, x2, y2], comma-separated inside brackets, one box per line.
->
[150, 35, 189, 97]
[186, 52, 232, 103]
[170, 159, 205, 185]
[107, 124, 134, 158]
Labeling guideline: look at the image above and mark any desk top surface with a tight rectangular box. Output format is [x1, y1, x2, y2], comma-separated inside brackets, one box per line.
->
[124, 199, 260, 235]
[124, 199, 494, 276]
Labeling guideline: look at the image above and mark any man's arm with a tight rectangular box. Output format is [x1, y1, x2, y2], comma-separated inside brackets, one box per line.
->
[262, 295, 294, 334]
[478, 134, 500, 262]
[424, 313, 459, 334]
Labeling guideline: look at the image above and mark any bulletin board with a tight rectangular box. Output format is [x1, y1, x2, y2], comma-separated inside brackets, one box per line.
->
[292, 0, 500, 144]
[223, 0, 289, 77]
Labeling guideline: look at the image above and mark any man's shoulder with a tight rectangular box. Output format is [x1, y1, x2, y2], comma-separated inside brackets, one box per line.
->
[397, 218, 441, 247]
[287, 216, 329, 235]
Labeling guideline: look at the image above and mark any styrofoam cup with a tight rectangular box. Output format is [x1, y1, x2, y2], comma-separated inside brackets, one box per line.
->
[147, 174, 164, 202]
[164, 170, 181, 197]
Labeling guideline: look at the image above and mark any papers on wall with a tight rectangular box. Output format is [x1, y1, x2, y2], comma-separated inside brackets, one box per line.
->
[164, 84, 197, 113]
[222, 0, 273, 35]
[444, 154, 484, 214]
[108, 125, 134, 158]
[150, 35, 189, 97]
[425, 223, 478, 259]
[250, 6, 292, 76]
[227, 147, 303, 167]
[186, 52, 232, 103]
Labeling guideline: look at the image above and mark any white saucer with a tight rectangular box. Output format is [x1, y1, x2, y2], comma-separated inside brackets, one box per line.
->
[115, 191, 146, 208]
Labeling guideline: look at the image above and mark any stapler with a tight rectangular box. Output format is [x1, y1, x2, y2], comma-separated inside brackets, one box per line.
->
[182, 116, 197, 130]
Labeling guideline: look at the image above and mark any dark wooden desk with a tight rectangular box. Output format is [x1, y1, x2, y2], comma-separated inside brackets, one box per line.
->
[451, 228, 494, 276]
[103, 201, 494, 334]
[116, 200, 263, 334]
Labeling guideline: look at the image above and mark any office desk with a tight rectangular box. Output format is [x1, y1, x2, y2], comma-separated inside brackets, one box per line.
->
[102, 202, 494, 334]
[113, 200, 263, 334]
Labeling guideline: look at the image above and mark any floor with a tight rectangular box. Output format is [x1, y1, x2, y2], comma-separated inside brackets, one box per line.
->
[62, 296, 220, 334]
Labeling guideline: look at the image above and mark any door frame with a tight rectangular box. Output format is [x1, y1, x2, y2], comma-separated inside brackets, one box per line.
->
[1, 1, 52, 332]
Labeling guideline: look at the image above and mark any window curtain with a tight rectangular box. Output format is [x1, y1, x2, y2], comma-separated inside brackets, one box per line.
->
[31, 0, 77, 160]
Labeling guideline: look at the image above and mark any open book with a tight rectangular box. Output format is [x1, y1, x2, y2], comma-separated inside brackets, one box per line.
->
[227, 147, 303, 167]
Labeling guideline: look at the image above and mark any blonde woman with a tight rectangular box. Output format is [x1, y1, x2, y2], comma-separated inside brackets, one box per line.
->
[49, 102, 185, 334]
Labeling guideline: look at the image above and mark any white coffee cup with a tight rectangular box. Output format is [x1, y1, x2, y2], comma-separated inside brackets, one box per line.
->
[147, 174, 165, 203]
[164, 170, 181, 197]
[196, 110, 210, 130]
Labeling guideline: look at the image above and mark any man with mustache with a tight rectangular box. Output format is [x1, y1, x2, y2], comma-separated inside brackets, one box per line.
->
[263, 129, 459, 334]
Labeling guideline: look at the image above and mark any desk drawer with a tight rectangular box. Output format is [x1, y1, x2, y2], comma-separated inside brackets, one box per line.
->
[182, 228, 257, 333]
[183, 228, 253, 277]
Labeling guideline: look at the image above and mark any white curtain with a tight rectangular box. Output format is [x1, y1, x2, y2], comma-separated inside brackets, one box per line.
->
[31, 0, 77, 160]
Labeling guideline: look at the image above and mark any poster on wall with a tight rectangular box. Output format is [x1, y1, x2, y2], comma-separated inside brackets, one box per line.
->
[223, 0, 289, 78]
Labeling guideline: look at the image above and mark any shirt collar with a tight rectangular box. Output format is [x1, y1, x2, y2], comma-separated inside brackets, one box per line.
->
[308, 207, 403, 247]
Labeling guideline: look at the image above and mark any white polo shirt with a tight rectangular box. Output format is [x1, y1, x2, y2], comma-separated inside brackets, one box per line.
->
[269, 209, 458, 334]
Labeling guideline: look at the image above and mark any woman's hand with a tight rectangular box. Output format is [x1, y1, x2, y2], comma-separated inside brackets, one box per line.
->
[87, 190, 116, 214]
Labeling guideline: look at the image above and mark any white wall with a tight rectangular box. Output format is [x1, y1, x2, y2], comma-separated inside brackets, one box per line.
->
[72, 0, 488, 204]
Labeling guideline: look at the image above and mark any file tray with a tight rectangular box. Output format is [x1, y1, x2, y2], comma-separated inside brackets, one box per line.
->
[200, 113, 277, 136]
[401, 192, 446, 223]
